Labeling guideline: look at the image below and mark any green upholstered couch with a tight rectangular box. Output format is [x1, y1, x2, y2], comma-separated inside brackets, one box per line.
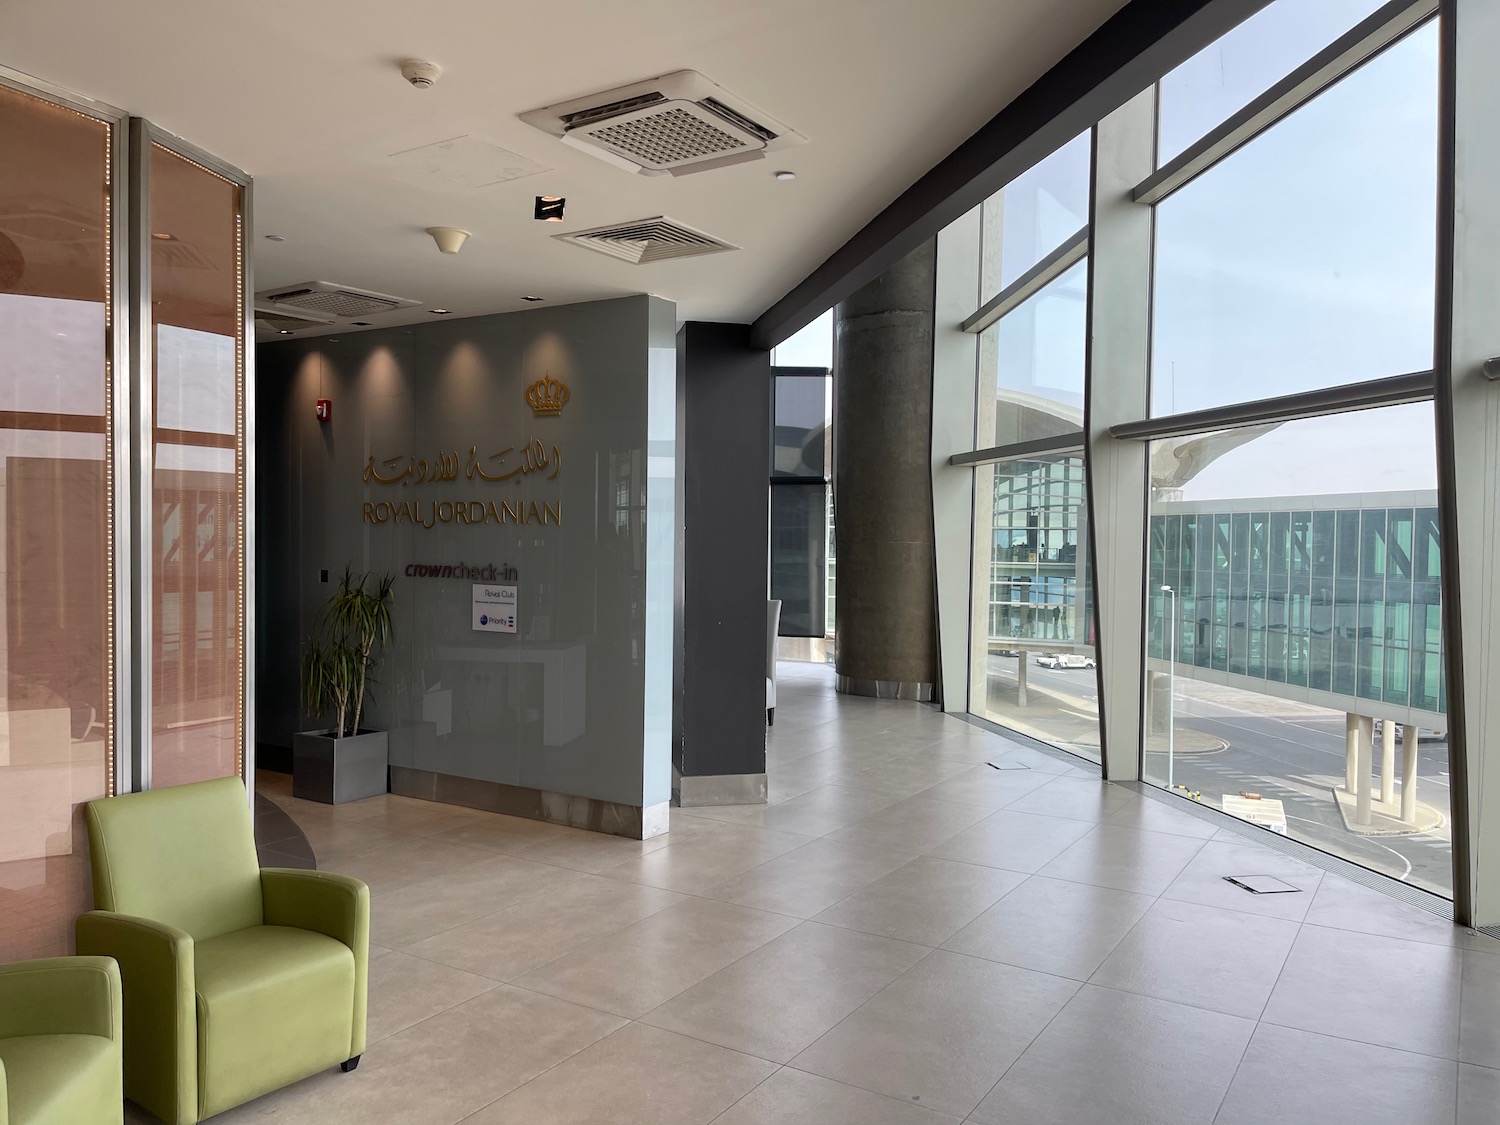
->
[0, 956, 122, 1125]
[76, 777, 369, 1125]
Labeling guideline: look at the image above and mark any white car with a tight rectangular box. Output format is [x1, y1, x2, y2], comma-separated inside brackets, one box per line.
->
[1035, 653, 1097, 670]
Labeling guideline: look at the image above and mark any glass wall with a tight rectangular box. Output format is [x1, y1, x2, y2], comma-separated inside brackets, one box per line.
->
[149, 143, 245, 787]
[944, 0, 1454, 898]
[0, 81, 115, 960]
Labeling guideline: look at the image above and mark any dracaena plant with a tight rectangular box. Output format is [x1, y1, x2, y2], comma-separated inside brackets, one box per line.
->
[301, 567, 395, 738]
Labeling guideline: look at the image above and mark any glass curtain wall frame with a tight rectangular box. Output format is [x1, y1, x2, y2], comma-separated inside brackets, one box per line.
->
[0, 65, 129, 960]
[1118, 5, 1454, 899]
[128, 118, 254, 793]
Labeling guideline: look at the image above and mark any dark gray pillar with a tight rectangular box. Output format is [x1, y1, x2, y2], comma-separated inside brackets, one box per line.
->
[833, 239, 939, 700]
[673, 323, 773, 805]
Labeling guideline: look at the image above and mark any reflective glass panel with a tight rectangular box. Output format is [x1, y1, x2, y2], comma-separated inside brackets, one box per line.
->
[0, 85, 113, 960]
[770, 483, 829, 638]
[1158, 0, 1392, 163]
[970, 456, 1098, 762]
[1152, 23, 1438, 415]
[150, 144, 244, 788]
[978, 260, 1087, 448]
[1145, 404, 1450, 897]
[770, 309, 833, 369]
[772, 373, 830, 479]
[981, 131, 1090, 301]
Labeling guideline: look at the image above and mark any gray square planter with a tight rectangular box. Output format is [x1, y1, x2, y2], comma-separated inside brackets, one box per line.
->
[293, 729, 389, 804]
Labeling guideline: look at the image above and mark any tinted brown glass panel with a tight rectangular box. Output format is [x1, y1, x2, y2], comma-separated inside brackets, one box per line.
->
[0, 84, 113, 960]
[150, 143, 243, 788]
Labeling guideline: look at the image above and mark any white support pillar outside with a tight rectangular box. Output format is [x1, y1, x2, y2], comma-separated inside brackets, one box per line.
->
[1016, 652, 1029, 709]
[1356, 715, 1374, 826]
[1380, 720, 1397, 806]
[1402, 724, 1421, 825]
[1345, 713, 1360, 793]
[1085, 88, 1155, 783]
[1437, 0, 1500, 926]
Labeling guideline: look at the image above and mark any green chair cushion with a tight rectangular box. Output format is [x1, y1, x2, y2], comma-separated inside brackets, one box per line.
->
[193, 926, 355, 1119]
[0, 1034, 121, 1125]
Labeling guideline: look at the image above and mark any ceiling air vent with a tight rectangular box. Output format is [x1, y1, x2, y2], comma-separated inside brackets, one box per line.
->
[253, 281, 421, 320]
[555, 217, 738, 264]
[520, 70, 805, 177]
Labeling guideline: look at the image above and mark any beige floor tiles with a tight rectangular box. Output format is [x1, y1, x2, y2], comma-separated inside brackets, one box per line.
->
[458, 1023, 777, 1125]
[711, 1067, 961, 1125]
[364, 949, 500, 1042]
[639, 920, 928, 1062]
[317, 836, 497, 896]
[811, 855, 1026, 946]
[601, 822, 814, 894]
[698, 837, 914, 918]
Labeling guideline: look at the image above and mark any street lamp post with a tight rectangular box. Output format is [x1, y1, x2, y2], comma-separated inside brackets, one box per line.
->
[1162, 585, 1177, 793]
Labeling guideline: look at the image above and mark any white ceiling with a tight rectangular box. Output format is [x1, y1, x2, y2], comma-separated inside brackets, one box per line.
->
[2, 0, 1126, 339]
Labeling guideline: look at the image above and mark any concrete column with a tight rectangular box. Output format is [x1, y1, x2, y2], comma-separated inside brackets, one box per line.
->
[833, 239, 938, 700]
[1380, 720, 1397, 806]
[1402, 724, 1421, 825]
[1345, 713, 1360, 793]
[1356, 715, 1374, 825]
[1016, 651, 1029, 708]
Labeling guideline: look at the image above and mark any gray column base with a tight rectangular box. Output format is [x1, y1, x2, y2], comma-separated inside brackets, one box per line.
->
[676, 772, 768, 807]
[835, 675, 934, 702]
[390, 765, 669, 840]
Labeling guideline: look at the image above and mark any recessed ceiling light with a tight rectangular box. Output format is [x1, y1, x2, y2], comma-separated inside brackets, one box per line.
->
[773, 170, 796, 182]
[430, 308, 451, 314]
[520, 295, 544, 302]
[534, 196, 565, 222]
[279, 329, 293, 334]
[264, 234, 286, 242]
[151, 231, 174, 240]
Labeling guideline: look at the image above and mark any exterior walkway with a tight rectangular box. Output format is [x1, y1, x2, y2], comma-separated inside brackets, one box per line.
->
[165, 662, 1500, 1124]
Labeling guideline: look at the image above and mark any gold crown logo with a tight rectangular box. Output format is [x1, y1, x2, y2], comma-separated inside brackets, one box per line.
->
[525, 372, 570, 418]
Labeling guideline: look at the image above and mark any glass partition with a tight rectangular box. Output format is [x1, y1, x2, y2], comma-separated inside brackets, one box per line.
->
[148, 143, 245, 788]
[0, 82, 115, 959]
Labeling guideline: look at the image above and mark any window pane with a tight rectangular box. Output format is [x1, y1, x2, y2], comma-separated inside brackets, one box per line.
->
[150, 144, 244, 789]
[1145, 404, 1450, 898]
[1158, 0, 1392, 163]
[770, 483, 829, 638]
[970, 456, 1097, 763]
[977, 260, 1087, 448]
[770, 309, 832, 369]
[771, 373, 829, 479]
[1151, 23, 1437, 416]
[981, 131, 1090, 300]
[0, 84, 113, 960]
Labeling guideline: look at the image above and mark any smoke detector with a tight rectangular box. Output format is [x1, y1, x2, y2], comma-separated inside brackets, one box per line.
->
[520, 70, 805, 177]
[400, 59, 442, 89]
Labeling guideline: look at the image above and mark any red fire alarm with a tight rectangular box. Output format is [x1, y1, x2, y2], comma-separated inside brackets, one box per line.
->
[315, 399, 332, 422]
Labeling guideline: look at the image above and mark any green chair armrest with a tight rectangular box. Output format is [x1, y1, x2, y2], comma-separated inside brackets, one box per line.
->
[76, 911, 196, 1125]
[0, 1053, 8, 1125]
[0, 956, 121, 1042]
[261, 868, 370, 1057]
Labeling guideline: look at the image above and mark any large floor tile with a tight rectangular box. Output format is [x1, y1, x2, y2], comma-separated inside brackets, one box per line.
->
[912, 764, 1056, 809]
[1459, 1063, 1500, 1125]
[317, 836, 496, 896]
[512, 895, 799, 1018]
[460, 1022, 777, 1125]
[1090, 898, 1300, 1019]
[812, 855, 1025, 946]
[968, 984, 1254, 1125]
[943, 875, 1153, 980]
[926, 809, 1093, 873]
[1037, 824, 1206, 896]
[602, 823, 812, 894]
[365, 950, 500, 1043]
[640, 921, 927, 1062]
[1159, 839, 1324, 921]
[424, 812, 581, 855]
[1304, 875, 1477, 948]
[1002, 775, 1139, 823]
[1460, 947, 1500, 1068]
[1262, 924, 1462, 1058]
[210, 985, 624, 1125]
[1103, 796, 1220, 840]
[836, 754, 977, 801]
[826, 796, 995, 854]
[712, 1067, 960, 1125]
[791, 949, 1079, 1120]
[403, 874, 683, 980]
[1216, 1024, 1457, 1125]
[370, 854, 590, 948]
[720, 785, 906, 837]
[700, 838, 914, 918]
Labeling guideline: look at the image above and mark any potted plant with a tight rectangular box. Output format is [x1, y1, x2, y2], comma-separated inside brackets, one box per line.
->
[293, 567, 396, 803]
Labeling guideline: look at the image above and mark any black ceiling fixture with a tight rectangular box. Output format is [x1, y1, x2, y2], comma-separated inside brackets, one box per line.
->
[534, 196, 565, 222]
[520, 295, 545, 302]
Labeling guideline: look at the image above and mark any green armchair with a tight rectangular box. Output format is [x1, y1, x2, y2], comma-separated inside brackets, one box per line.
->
[0, 956, 122, 1125]
[76, 777, 369, 1125]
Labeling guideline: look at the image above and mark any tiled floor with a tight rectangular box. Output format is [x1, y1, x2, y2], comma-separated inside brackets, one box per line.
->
[159, 663, 1500, 1124]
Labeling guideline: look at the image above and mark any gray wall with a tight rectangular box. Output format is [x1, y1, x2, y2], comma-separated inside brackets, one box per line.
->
[257, 295, 676, 811]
